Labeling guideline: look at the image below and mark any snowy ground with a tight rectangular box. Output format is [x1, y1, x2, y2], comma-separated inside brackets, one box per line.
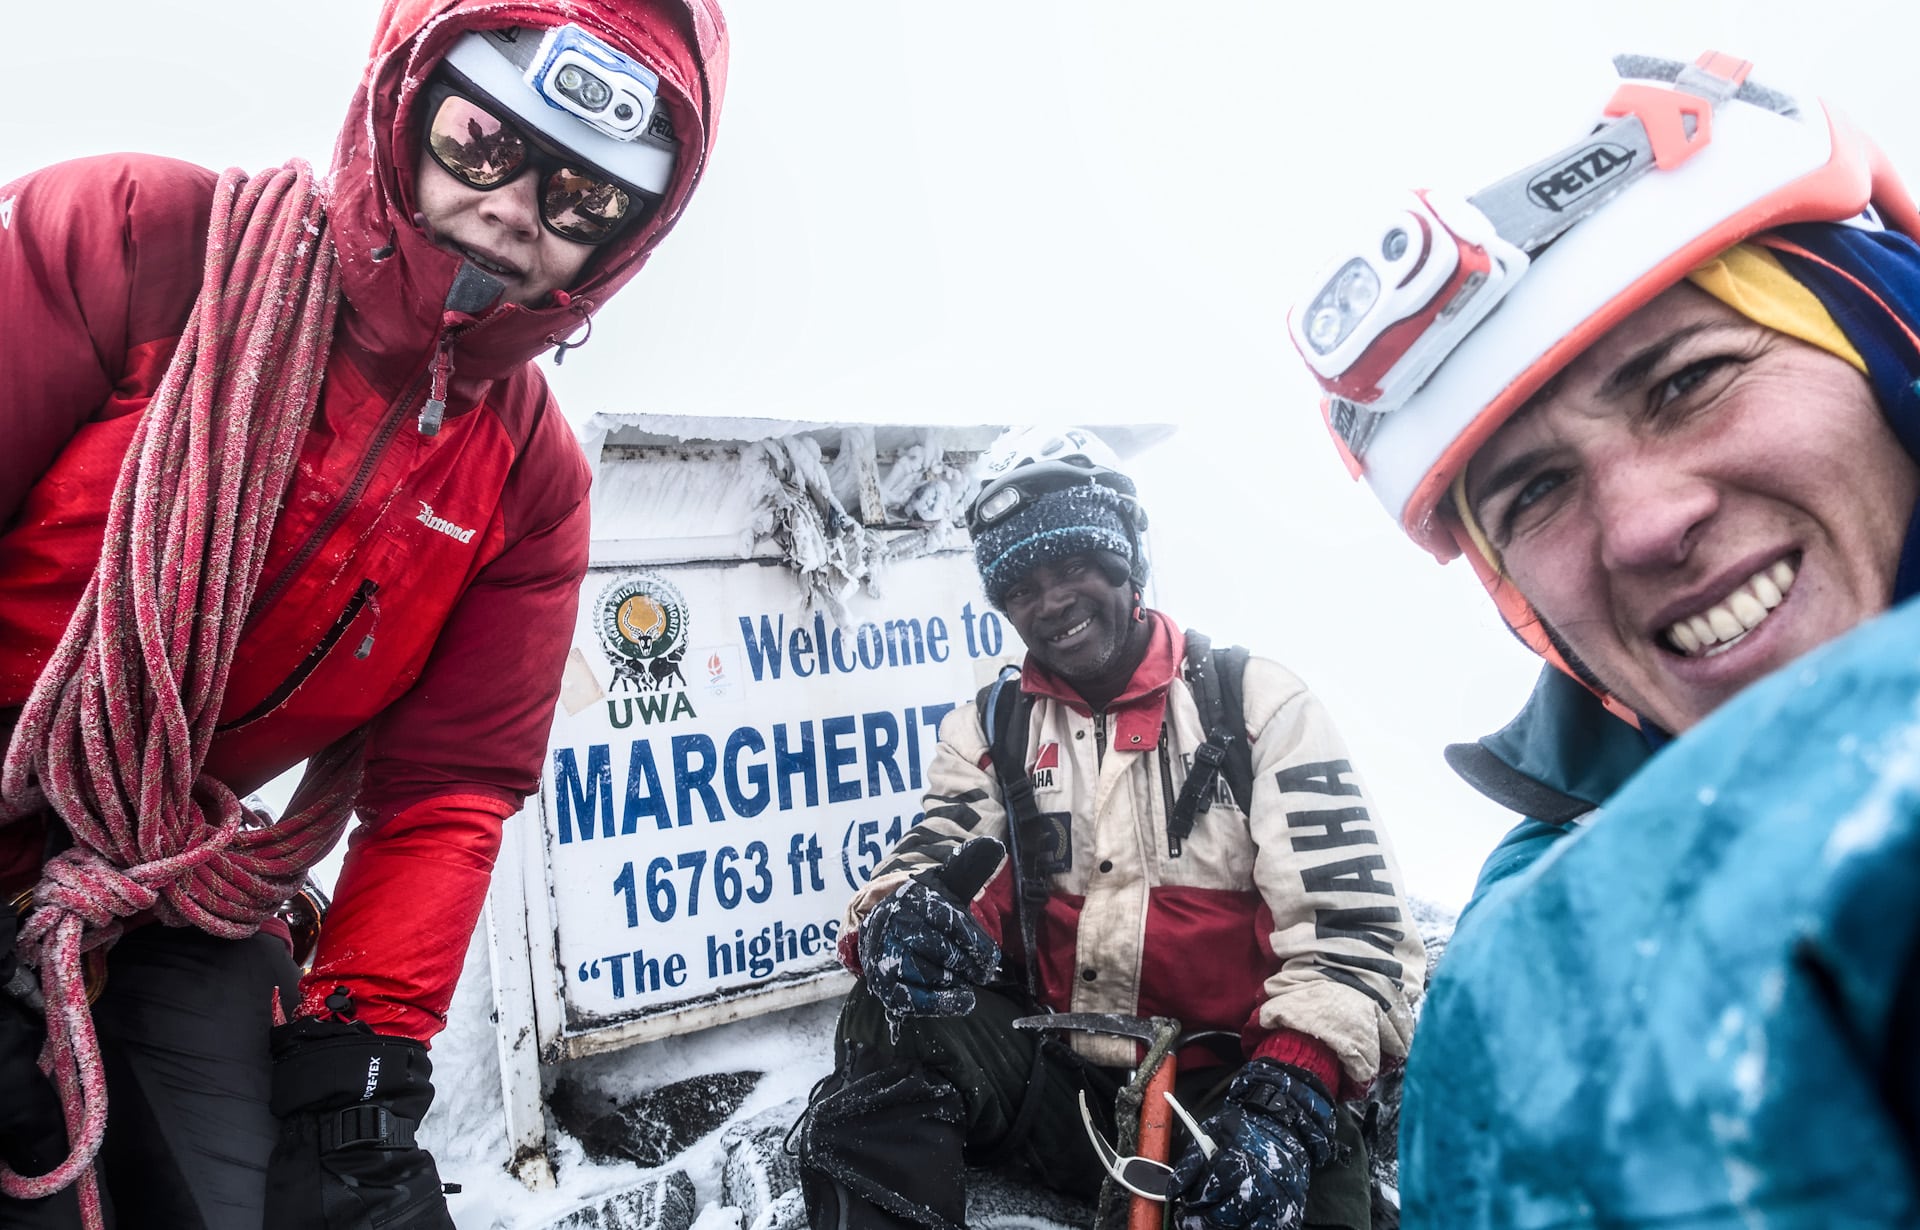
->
[421, 922, 839, 1230]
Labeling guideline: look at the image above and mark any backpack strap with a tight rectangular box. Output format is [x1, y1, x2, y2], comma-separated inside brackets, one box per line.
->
[1167, 630, 1255, 856]
[1212, 643, 1254, 815]
[978, 667, 1042, 999]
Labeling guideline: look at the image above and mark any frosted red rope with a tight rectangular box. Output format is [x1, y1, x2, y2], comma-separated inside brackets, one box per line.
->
[0, 161, 362, 1219]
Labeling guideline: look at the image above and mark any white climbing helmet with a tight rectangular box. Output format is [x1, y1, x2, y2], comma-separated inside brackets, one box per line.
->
[967, 427, 1143, 537]
[1288, 50, 1920, 567]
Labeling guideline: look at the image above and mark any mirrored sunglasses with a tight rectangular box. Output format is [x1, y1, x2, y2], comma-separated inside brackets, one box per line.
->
[424, 86, 652, 246]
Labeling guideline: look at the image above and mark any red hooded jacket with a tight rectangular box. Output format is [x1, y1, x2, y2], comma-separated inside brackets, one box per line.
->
[0, 0, 728, 1041]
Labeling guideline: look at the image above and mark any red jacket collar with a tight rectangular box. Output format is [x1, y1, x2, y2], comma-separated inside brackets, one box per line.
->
[327, 0, 728, 393]
[1021, 610, 1182, 749]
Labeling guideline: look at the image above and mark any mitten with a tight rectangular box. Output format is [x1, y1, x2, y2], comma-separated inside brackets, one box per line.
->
[856, 837, 1004, 1021]
[264, 1004, 454, 1230]
[1170, 1059, 1337, 1230]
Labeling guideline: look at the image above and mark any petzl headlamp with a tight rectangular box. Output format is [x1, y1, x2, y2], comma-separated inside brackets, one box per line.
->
[1288, 53, 1758, 465]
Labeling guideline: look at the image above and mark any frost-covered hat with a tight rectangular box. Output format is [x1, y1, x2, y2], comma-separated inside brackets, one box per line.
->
[967, 428, 1148, 606]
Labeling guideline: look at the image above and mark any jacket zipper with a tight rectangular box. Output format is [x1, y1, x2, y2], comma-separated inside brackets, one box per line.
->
[245, 366, 429, 632]
[247, 300, 509, 628]
[1158, 726, 1181, 857]
[219, 579, 379, 732]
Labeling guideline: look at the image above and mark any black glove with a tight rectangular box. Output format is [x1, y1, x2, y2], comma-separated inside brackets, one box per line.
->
[0, 907, 67, 1178]
[1170, 1059, 1337, 1230]
[264, 1010, 455, 1230]
[857, 837, 1004, 1021]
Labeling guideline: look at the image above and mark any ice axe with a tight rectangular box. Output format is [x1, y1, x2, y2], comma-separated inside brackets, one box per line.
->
[1012, 1012, 1182, 1230]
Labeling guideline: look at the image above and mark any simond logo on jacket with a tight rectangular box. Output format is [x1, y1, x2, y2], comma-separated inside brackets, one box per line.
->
[416, 502, 477, 544]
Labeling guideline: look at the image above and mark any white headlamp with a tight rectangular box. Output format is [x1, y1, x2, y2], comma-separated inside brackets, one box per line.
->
[1283, 50, 1915, 563]
[525, 25, 659, 142]
[442, 25, 678, 196]
[1288, 54, 1756, 460]
[1291, 192, 1529, 418]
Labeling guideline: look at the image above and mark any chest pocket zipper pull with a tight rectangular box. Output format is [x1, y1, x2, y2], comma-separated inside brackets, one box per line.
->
[355, 592, 383, 659]
[218, 579, 380, 732]
[418, 335, 455, 436]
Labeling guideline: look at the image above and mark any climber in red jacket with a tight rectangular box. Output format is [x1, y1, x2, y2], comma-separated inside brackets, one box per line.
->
[0, 2, 728, 1225]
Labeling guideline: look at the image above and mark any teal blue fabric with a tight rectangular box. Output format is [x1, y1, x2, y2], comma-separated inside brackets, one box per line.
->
[1462, 817, 1569, 906]
[1405, 598, 1920, 1227]
[1475, 666, 1654, 818]
[1448, 666, 1653, 916]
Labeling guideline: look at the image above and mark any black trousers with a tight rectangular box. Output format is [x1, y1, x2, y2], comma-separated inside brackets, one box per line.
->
[1, 925, 298, 1230]
[833, 980, 1372, 1227]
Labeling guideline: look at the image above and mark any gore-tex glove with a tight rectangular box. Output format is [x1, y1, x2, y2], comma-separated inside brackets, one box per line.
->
[857, 837, 1004, 1022]
[0, 907, 66, 1178]
[1170, 1059, 1337, 1230]
[264, 1010, 455, 1230]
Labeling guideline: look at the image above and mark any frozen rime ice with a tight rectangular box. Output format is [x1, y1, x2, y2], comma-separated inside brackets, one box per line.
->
[581, 415, 991, 626]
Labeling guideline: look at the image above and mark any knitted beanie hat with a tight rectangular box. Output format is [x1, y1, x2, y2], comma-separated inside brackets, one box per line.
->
[973, 482, 1146, 607]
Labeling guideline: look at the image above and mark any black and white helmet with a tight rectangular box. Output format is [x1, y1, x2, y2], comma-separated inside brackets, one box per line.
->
[967, 427, 1144, 535]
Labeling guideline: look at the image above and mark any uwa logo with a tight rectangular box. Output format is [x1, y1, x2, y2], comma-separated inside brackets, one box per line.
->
[416, 502, 477, 544]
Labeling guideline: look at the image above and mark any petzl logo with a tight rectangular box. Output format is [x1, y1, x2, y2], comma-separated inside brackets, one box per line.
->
[416, 502, 477, 544]
[1528, 143, 1635, 212]
[595, 571, 690, 693]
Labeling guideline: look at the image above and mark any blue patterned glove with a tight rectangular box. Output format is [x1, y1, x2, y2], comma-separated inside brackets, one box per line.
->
[1170, 1059, 1337, 1230]
[857, 837, 1003, 1022]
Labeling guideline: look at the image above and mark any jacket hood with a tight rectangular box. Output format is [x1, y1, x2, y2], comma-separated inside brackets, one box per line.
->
[327, 0, 728, 388]
[1444, 665, 1652, 825]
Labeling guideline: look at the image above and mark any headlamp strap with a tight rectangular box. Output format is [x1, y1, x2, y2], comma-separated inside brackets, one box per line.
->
[1465, 52, 1750, 260]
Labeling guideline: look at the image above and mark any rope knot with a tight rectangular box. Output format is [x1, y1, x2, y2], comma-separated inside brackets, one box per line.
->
[21, 848, 158, 956]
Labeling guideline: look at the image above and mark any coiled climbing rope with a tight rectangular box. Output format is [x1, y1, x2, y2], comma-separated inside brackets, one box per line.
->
[0, 160, 361, 1222]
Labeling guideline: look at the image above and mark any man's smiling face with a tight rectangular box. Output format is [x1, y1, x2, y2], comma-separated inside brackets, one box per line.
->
[1465, 282, 1920, 732]
[1000, 551, 1142, 692]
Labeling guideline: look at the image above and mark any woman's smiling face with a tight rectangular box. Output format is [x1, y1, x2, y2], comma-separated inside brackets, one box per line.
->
[414, 147, 592, 306]
[1465, 281, 1920, 733]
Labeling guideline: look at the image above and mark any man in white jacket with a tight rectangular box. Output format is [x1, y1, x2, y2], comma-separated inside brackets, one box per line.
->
[794, 431, 1424, 1230]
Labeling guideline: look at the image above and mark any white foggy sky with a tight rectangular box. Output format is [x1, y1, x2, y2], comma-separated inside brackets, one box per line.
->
[6, 0, 1913, 906]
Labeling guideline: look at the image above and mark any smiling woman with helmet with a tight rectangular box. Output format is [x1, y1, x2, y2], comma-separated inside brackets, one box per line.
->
[0, 2, 726, 1226]
[1288, 52, 1920, 1226]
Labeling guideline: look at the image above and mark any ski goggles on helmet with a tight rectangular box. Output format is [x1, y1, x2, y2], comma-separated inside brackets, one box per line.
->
[1286, 51, 1919, 562]
[424, 80, 657, 245]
